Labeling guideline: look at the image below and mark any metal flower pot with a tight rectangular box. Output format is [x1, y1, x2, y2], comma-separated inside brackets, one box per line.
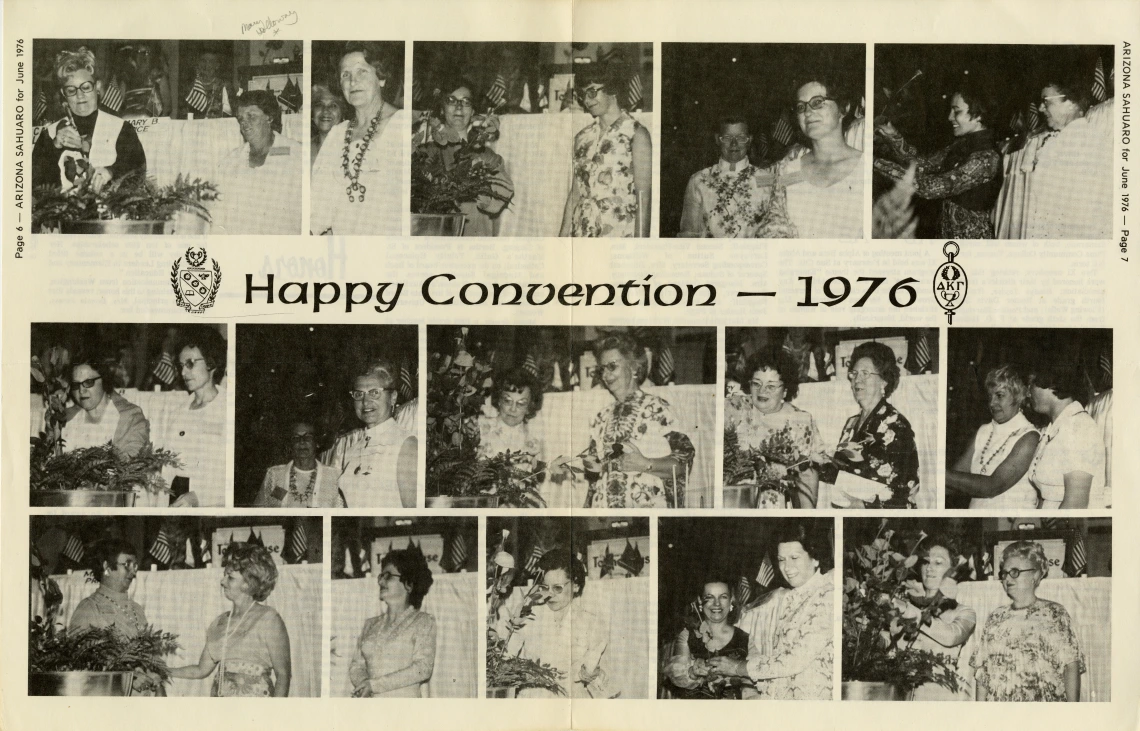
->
[30, 671, 135, 696]
[411, 213, 467, 237]
[60, 220, 168, 235]
[841, 681, 904, 701]
[426, 495, 500, 509]
[722, 485, 755, 509]
[486, 686, 516, 699]
[31, 490, 137, 507]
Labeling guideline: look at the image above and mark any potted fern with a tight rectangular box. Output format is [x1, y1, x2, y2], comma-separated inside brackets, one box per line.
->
[32, 170, 218, 234]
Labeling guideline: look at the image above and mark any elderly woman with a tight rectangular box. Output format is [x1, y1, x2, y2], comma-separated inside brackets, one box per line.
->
[311, 42, 406, 235]
[154, 326, 228, 508]
[663, 577, 751, 699]
[773, 70, 864, 239]
[724, 349, 828, 509]
[947, 365, 1041, 509]
[413, 76, 514, 236]
[349, 548, 437, 698]
[61, 355, 149, 459]
[311, 81, 347, 167]
[507, 550, 610, 698]
[582, 334, 695, 509]
[829, 341, 921, 508]
[559, 64, 652, 238]
[476, 368, 546, 471]
[711, 522, 833, 700]
[321, 359, 417, 508]
[1025, 360, 1105, 509]
[874, 82, 1002, 239]
[210, 90, 301, 235]
[31, 47, 146, 195]
[971, 541, 1084, 701]
[892, 535, 976, 701]
[254, 420, 343, 508]
[169, 543, 292, 697]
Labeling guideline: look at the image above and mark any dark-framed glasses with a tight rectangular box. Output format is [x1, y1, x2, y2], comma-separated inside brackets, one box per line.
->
[998, 567, 1038, 580]
[350, 387, 391, 401]
[180, 357, 206, 371]
[576, 85, 606, 102]
[444, 96, 474, 110]
[750, 380, 785, 393]
[378, 571, 402, 582]
[71, 376, 102, 390]
[793, 95, 835, 115]
[63, 81, 96, 97]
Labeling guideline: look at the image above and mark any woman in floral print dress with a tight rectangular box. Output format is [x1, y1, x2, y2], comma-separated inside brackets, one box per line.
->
[971, 541, 1084, 702]
[559, 65, 652, 238]
[582, 333, 694, 508]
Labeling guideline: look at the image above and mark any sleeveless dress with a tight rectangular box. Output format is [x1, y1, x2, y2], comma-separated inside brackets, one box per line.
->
[205, 604, 284, 697]
[780, 153, 864, 239]
[967, 412, 1039, 510]
[321, 419, 414, 508]
[570, 111, 644, 237]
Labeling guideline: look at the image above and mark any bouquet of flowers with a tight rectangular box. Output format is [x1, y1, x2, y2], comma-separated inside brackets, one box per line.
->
[30, 346, 72, 458]
[842, 521, 962, 695]
[411, 111, 512, 215]
[33, 171, 218, 232]
[677, 600, 755, 699]
[723, 423, 813, 507]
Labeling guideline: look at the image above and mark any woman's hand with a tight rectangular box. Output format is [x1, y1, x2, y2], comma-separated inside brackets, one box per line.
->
[706, 656, 748, 678]
[53, 125, 84, 151]
[875, 120, 899, 137]
[352, 683, 374, 698]
[90, 167, 113, 192]
[614, 441, 650, 473]
[582, 456, 603, 473]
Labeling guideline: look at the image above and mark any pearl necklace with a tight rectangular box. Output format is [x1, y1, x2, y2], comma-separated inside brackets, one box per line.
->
[341, 112, 384, 203]
[288, 464, 315, 506]
[977, 422, 1029, 475]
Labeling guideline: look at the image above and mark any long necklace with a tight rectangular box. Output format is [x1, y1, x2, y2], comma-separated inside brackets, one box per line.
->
[288, 465, 315, 506]
[96, 586, 145, 631]
[976, 423, 1028, 475]
[218, 602, 258, 697]
[341, 112, 384, 203]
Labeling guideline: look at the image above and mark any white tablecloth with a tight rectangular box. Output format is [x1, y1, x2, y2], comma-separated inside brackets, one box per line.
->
[790, 375, 939, 509]
[955, 577, 1111, 702]
[493, 112, 654, 238]
[531, 384, 716, 509]
[331, 573, 480, 698]
[34, 564, 322, 697]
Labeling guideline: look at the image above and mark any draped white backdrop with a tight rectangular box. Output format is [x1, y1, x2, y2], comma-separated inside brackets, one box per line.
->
[954, 577, 1111, 702]
[32, 564, 322, 697]
[331, 572, 480, 698]
[530, 384, 716, 509]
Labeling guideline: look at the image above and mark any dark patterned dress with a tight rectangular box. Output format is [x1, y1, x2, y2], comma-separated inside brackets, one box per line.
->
[828, 398, 921, 508]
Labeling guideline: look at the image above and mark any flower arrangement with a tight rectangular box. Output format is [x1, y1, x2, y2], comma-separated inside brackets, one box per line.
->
[30, 346, 72, 458]
[722, 423, 813, 507]
[29, 616, 181, 691]
[410, 112, 512, 215]
[32, 170, 218, 231]
[30, 441, 182, 497]
[842, 521, 964, 695]
[677, 600, 755, 699]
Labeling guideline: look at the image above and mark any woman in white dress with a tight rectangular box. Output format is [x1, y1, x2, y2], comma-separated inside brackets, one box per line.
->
[311, 42, 405, 235]
[1025, 360, 1105, 509]
[947, 365, 1041, 509]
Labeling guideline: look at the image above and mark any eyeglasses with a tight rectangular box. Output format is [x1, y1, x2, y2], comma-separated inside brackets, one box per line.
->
[599, 362, 625, 374]
[847, 370, 883, 382]
[750, 381, 785, 393]
[576, 86, 606, 102]
[998, 567, 1038, 580]
[115, 560, 139, 571]
[717, 134, 751, 144]
[378, 571, 403, 582]
[444, 96, 474, 110]
[180, 358, 206, 371]
[793, 95, 836, 115]
[350, 387, 392, 401]
[63, 81, 96, 97]
[71, 376, 103, 390]
[291, 433, 316, 443]
[1040, 94, 1066, 105]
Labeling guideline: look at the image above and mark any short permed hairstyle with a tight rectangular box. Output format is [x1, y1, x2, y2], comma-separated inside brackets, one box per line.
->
[773, 520, 833, 573]
[742, 347, 801, 402]
[55, 47, 97, 82]
[234, 89, 282, 133]
[593, 332, 648, 384]
[91, 538, 137, 582]
[222, 542, 279, 602]
[492, 367, 543, 420]
[340, 41, 393, 83]
[849, 341, 901, 397]
[176, 326, 227, 385]
[1001, 540, 1049, 580]
[699, 576, 742, 625]
[382, 548, 434, 609]
[984, 365, 1030, 408]
[537, 548, 587, 597]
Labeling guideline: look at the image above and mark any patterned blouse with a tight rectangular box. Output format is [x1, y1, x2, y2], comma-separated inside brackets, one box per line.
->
[745, 569, 834, 700]
[970, 599, 1085, 702]
[571, 111, 645, 237]
[349, 609, 437, 698]
[680, 160, 774, 238]
[586, 389, 695, 509]
[831, 398, 921, 509]
[476, 414, 545, 471]
[874, 128, 1002, 239]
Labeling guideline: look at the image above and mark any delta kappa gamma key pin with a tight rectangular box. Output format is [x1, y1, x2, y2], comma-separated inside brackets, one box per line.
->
[933, 241, 967, 324]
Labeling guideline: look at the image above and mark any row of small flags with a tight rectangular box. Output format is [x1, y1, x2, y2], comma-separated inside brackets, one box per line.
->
[1014, 57, 1111, 135]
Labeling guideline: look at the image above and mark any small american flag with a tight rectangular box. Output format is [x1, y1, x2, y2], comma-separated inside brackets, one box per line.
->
[522, 354, 539, 378]
[399, 365, 415, 401]
[755, 553, 776, 587]
[654, 347, 675, 385]
[1091, 57, 1108, 103]
[152, 352, 177, 387]
[486, 75, 507, 109]
[754, 130, 769, 161]
[34, 88, 48, 123]
[627, 73, 643, 110]
[283, 520, 308, 563]
[445, 533, 469, 572]
[1063, 530, 1087, 577]
[1026, 100, 1041, 133]
[101, 81, 124, 113]
[736, 575, 753, 608]
[411, 78, 424, 106]
[524, 542, 545, 577]
[185, 76, 209, 114]
[1098, 349, 1112, 383]
[772, 113, 795, 146]
[63, 534, 86, 564]
[908, 332, 932, 374]
[149, 529, 173, 566]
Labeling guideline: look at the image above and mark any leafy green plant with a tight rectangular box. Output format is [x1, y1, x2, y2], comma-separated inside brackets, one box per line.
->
[30, 440, 182, 495]
[33, 171, 218, 231]
[411, 113, 513, 215]
[29, 616, 180, 683]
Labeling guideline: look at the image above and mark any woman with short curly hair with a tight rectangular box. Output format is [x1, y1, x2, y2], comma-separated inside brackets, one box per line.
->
[169, 543, 292, 696]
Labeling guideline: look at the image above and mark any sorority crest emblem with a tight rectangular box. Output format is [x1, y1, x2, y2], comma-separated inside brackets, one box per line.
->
[171, 247, 222, 314]
[933, 241, 967, 324]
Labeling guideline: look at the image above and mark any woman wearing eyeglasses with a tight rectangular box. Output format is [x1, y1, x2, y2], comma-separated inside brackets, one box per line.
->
[771, 71, 864, 239]
[412, 76, 514, 237]
[321, 359, 417, 508]
[724, 348, 828, 509]
[311, 42, 406, 235]
[254, 419, 344, 508]
[559, 64, 652, 238]
[826, 341, 920, 508]
[349, 548, 437, 698]
[154, 326, 228, 508]
[31, 47, 146, 196]
[61, 355, 150, 459]
[971, 541, 1084, 702]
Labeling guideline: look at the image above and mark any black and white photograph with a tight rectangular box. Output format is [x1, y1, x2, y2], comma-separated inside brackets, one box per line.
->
[486, 516, 650, 699]
[311, 40, 406, 236]
[29, 515, 322, 697]
[426, 325, 716, 509]
[30, 323, 229, 508]
[330, 517, 479, 698]
[945, 328, 1112, 510]
[234, 324, 419, 509]
[411, 42, 653, 237]
[660, 43, 866, 239]
[873, 44, 1115, 239]
[842, 517, 1110, 701]
[725, 327, 939, 510]
[657, 518, 835, 700]
[31, 39, 304, 235]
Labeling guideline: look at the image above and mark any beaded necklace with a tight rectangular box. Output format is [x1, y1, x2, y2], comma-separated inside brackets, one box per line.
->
[288, 464, 316, 506]
[341, 111, 384, 203]
[95, 586, 146, 632]
[976, 422, 1030, 475]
